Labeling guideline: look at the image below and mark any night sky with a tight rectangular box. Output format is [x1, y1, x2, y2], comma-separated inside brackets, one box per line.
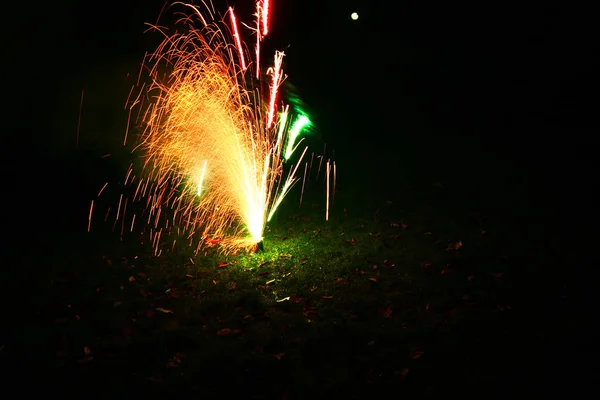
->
[12, 1, 599, 247]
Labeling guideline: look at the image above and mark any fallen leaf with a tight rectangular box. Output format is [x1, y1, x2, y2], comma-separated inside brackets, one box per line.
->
[446, 241, 463, 251]
[185, 274, 194, 278]
[128, 276, 136, 282]
[344, 237, 358, 246]
[276, 297, 290, 302]
[217, 262, 228, 268]
[321, 295, 333, 299]
[216, 328, 242, 337]
[335, 277, 348, 284]
[156, 307, 173, 314]
[396, 368, 409, 381]
[368, 277, 378, 283]
[259, 261, 270, 268]
[266, 279, 276, 285]
[383, 306, 393, 318]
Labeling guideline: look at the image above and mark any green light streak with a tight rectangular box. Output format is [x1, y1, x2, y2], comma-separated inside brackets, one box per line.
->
[284, 114, 311, 160]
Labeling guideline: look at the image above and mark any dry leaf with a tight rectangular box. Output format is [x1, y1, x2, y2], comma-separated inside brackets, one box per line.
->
[368, 277, 378, 283]
[446, 241, 463, 251]
[344, 237, 358, 246]
[128, 276, 136, 282]
[383, 306, 393, 318]
[156, 307, 173, 314]
[216, 328, 242, 337]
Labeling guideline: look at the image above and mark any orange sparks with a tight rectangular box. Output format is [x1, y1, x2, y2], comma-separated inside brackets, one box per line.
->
[267, 50, 284, 128]
[261, 0, 271, 36]
[229, 7, 247, 70]
[88, 200, 94, 232]
[91, 1, 331, 255]
[255, 1, 261, 79]
[97, 182, 108, 198]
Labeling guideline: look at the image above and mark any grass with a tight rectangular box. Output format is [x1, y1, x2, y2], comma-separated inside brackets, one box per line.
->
[7, 177, 535, 399]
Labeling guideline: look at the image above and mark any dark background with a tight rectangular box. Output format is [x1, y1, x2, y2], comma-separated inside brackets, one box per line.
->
[14, 0, 598, 212]
[7, 0, 599, 392]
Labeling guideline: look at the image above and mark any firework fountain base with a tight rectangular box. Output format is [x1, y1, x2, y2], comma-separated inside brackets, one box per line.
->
[253, 240, 264, 253]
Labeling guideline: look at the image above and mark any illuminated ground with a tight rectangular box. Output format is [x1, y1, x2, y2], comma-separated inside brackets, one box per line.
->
[8, 155, 593, 398]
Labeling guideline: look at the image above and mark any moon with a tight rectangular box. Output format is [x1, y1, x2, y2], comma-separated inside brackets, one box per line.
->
[351, 12, 359, 21]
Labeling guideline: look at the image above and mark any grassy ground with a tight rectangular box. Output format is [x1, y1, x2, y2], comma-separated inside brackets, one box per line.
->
[8, 166, 579, 399]
[5, 129, 595, 399]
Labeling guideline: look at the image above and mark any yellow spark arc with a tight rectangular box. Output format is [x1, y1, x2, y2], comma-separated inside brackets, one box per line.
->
[125, 3, 295, 254]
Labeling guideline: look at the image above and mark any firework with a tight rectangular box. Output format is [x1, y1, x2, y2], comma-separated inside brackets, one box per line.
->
[105, 1, 326, 255]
